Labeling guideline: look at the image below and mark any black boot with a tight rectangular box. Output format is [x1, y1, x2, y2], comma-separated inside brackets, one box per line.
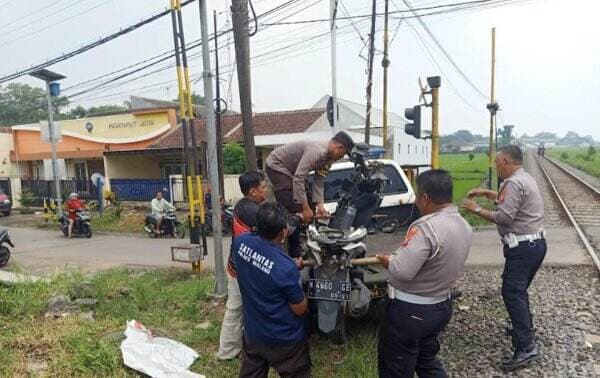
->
[500, 345, 541, 371]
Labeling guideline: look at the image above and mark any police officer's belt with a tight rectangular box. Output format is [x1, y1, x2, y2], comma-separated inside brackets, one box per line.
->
[388, 285, 450, 305]
[502, 230, 546, 248]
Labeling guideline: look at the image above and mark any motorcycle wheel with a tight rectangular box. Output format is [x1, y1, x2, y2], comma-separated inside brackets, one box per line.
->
[84, 224, 93, 238]
[172, 223, 186, 239]
[59, 222, 68, 237]
[144, 224, 156, 238]
[329, 305, 347, 345]
[0, 246, 9, 268]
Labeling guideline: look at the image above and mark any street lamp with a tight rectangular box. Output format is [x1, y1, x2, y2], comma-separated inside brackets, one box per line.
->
[30, 69, 66, 217]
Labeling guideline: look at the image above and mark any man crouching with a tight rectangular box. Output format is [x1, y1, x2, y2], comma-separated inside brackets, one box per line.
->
[232, 202, 310, 378]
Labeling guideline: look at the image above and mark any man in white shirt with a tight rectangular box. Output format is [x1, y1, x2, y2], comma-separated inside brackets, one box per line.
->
[151, 191, 175, 234]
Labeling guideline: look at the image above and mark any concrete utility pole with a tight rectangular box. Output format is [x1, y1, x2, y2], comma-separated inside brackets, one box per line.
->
[364, 0, 376, 145]
[200, 0, 226, 296]
[487, 27, 498, 190]
[382, 0, 390, 156]
[231, 0, 257, 171]
[330, 0, 338, 134]
[214, 10, 225, 197]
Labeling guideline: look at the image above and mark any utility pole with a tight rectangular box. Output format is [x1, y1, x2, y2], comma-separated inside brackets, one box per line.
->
[30, 69, 66, 217]
[214, 10, 225, 198]
[231, 0, 257, 171]
[487, 27, 498, 190]
[382, 0, 390, 157]
[330, 0, 338, 134]
[364, 0, 376, 145]
[200, 0, 226, 296]
[429, 76, 441, 169]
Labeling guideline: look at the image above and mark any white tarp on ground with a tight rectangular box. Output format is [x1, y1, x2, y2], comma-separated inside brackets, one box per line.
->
[121, 320, 204, 378]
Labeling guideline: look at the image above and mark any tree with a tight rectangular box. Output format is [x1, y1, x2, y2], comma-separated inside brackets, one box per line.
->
[0, 83, 68, 126]
[223, 143, 246, 174]
[67, 104, 126, 119]
[499, 125, 514, 146]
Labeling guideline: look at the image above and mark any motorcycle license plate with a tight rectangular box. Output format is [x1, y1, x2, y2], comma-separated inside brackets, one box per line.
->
[307, 279, 351, 301]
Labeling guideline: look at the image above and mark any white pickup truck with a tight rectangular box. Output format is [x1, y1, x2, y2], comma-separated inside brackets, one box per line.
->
[307, 159, 418, 228]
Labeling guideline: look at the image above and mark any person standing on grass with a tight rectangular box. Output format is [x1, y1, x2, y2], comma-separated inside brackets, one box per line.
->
[463, 145, 546, 371]
[376, 170, 472, 378]
[217, 171, 268, 360]
[232, 202, 310, 378]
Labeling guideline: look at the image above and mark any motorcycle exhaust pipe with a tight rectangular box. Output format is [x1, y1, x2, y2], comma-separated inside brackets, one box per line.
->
[302, 256, 381, 267]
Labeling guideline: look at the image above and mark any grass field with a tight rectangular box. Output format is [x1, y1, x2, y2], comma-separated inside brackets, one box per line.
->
[547, 147, 600, 178]
[440, 153, 495, 226]
[0, 269, 381, 377]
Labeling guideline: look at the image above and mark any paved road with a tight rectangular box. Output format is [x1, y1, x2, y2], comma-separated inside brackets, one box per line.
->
[1, 224, 590, 277]
[4, 227, 232, 276]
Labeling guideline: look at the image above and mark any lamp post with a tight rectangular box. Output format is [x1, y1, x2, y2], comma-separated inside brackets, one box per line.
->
[30, 69, 66, 217]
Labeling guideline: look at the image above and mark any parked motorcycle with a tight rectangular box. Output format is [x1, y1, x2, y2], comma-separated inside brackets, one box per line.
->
[144, 210, 185, 239]
[204, 204, 234, 235]
[59, 209, 93, 238]
[0, 229, 14, 268]
[303, 143, 389, 344]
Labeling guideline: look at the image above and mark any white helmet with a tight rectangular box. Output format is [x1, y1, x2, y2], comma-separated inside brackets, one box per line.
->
[69, 193, 79, 199]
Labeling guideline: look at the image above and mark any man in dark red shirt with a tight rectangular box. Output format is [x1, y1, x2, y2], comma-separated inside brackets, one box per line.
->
[217, 171, 268, 360]
[66, 192, 83, 238]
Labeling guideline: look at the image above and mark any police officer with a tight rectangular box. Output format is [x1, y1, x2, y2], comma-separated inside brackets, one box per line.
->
[265, 131, 354, 257]
[376, 170, 473, 378]
[463, 144, 546, 371]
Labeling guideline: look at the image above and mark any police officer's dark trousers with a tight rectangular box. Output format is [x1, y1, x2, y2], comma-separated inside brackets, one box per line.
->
[378, 298, 452, 378]
[502, 239, 546, 351]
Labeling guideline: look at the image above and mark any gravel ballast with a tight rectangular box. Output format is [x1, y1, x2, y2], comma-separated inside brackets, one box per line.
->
[439, 266, 600, 377]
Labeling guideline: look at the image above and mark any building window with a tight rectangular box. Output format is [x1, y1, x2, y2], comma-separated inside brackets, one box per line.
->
[408, 144, 411, 154]
[398, 144, 401, 154]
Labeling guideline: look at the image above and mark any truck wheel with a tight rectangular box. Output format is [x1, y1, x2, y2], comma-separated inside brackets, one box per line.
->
[2, 210, 10, 217]
[0, 246, 10, 268]
[329, 308, 347, 345]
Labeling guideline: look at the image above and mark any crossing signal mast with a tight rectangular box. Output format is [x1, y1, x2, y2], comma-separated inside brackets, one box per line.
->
[404, 76, 441, 169]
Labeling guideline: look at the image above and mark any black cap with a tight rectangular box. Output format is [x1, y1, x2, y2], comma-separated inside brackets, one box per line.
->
[332, 131, 355, 153]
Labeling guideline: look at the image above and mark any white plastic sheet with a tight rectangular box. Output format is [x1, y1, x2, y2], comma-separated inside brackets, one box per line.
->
[120, 320, 204, 378]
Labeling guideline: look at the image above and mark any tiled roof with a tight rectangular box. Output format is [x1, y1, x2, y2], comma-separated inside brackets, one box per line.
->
[151, 108, 325, 148]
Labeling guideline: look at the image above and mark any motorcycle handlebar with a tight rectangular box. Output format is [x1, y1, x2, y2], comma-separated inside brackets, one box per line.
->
[302, 256, 381, 267]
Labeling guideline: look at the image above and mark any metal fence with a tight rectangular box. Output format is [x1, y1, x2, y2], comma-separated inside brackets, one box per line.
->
[110, 179, 170, 201]
[20, 179, 99, 206]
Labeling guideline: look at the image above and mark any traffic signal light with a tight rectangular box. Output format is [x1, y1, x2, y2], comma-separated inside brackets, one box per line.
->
[404, 105, 422, 139]
[326, 96, 334, 127]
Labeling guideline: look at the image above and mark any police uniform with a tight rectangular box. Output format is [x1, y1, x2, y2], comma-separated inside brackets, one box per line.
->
[379, 206, 472, 378]
[492, 167, 546, 353]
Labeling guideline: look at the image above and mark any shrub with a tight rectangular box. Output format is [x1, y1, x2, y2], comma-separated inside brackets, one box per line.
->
[223, 142, 246, 174]
[588, 146, 596, 156]
[561, 152, 569, 160]
[19, 188, 38, 208]
[468, 153, 475, 161]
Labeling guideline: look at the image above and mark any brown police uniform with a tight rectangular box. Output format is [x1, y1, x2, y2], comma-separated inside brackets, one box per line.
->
[265, 140, 332, 257]
[492, 167, 546, 353]
[379, 205, 473, 378]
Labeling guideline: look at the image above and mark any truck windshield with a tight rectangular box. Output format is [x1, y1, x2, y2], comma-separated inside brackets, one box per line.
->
[307, 164, 408, 202]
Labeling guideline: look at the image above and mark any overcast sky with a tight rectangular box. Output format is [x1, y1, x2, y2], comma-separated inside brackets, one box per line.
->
[2, 0, 598, 139]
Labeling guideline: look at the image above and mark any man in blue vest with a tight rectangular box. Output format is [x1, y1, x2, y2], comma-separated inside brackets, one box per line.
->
[232, 202, 309, 378]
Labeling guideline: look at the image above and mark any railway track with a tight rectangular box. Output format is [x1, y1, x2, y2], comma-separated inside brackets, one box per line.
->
[533, 152, 600, 272]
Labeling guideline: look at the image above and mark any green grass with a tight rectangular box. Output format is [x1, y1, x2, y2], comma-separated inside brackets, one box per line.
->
[0, 269, 388, 377]
[440, 153, 496, 226]
[547, 147, 600, 178]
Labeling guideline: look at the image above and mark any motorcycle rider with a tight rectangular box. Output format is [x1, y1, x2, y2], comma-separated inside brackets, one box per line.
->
[265, 131, 354, 257]
[151, 191, 175, 235]
[66, 192, 83, 238]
